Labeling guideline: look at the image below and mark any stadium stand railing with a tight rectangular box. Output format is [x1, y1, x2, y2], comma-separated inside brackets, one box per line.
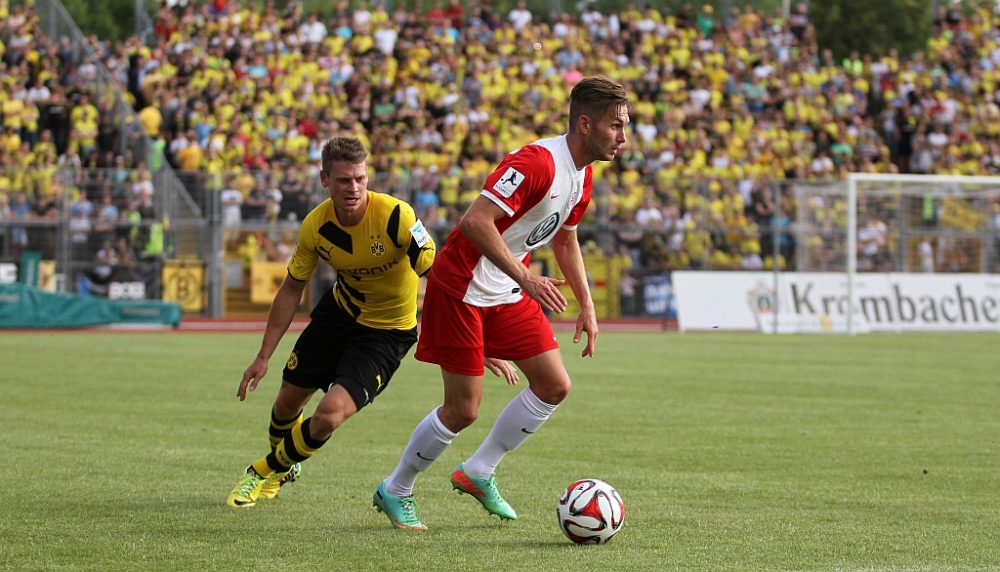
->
[33, 0, 203, 223]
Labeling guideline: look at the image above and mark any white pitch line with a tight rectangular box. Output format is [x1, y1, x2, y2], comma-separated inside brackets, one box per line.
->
[786, 566, 999, 572]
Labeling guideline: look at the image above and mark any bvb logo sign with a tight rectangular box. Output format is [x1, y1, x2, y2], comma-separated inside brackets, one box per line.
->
[286, 351, 298, 370]
[161, 261, 205, 312]
[370, 239, 386, 257]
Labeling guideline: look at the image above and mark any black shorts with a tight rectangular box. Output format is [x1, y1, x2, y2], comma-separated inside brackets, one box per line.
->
[282, 305, 418, 411]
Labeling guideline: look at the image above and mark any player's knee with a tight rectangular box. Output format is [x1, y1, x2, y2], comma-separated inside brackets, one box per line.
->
[273, 398, 302, 420]
[440, 403, 478, 432]
[309, 409, 351, 438]
[274, 383, 311, 417]
[534, 377, 571, 405]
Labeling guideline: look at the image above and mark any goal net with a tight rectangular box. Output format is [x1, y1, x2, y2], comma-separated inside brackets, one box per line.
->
[790, 174, 1000, 333]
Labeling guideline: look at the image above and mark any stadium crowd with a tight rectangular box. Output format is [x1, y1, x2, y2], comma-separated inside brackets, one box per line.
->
[1, 0, 1000, 275]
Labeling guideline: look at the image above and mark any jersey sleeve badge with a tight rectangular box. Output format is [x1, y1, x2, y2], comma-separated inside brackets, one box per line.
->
[409, 219, 431, 247]
[492, 167, 525, 198]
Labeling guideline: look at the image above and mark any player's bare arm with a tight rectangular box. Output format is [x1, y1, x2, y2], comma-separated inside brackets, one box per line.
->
[238, 275, 308, 400]
[459, 197, 568, 313]
[552, 226, 598, 357]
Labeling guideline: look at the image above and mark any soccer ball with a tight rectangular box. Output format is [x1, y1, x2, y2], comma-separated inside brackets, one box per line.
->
[556, 479, 625, 544]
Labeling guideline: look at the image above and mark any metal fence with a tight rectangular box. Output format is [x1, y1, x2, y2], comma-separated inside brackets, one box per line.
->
[4, 166, 999, 317]
[0, 166, 167, 298]
[33, 0, 200, 221]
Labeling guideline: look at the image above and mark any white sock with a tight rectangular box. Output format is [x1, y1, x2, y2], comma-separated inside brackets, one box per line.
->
[385, 407, 457, 498]
[464, 388, 557, 479]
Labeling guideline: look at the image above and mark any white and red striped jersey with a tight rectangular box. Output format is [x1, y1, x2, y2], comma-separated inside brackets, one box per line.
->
[430, 135, 592, 307]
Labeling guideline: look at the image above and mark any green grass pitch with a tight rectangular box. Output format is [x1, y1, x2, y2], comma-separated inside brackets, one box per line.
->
[1, 330, 998, 571]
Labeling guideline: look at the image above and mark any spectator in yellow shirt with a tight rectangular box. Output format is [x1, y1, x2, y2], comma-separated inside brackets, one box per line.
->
[138, 102, 163, 138]
[175, 133, 204, 171]
[1, 88, 25, 131]
[0, 125, 21, 155]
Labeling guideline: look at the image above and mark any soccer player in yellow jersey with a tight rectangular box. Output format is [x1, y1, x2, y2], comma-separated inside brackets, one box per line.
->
[226, 136, 439, 508]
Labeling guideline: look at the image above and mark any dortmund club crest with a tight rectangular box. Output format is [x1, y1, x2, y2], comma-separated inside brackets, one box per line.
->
[370, 234, 386, 257]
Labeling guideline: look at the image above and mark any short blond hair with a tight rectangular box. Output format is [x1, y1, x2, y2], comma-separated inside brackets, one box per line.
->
[321, 136, 369, 173]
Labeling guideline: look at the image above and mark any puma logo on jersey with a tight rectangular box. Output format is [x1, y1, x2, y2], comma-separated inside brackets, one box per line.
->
[493, 167, 524, 198]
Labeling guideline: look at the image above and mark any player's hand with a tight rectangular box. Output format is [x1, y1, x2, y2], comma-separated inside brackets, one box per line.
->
[519, 274, 567, 313]
[238, 356, 269, 401]
[485, 357, 519, 385]
[574, 307, 598, 357]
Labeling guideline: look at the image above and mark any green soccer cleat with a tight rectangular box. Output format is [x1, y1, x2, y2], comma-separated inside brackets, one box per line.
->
[450, 463, 517, 520]
[257, 462, 302, 500]
[372, 480, 427, 530]
[226, 467, 265, 508]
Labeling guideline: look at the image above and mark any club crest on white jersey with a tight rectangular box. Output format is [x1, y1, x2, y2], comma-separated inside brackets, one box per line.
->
[493, 167, 524, 198]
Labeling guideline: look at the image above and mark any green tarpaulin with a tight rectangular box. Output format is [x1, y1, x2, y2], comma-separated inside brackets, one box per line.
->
[0, 283, 181, 328]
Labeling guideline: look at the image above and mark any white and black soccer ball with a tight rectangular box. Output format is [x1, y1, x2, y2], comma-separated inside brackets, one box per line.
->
[556, 478, 625, 544]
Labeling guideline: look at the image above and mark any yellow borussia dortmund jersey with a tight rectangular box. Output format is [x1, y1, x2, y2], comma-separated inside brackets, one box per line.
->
[289, 191, 435, 330]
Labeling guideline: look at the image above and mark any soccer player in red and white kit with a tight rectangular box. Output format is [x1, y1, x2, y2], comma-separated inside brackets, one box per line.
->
[373, 76, 630, 529]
